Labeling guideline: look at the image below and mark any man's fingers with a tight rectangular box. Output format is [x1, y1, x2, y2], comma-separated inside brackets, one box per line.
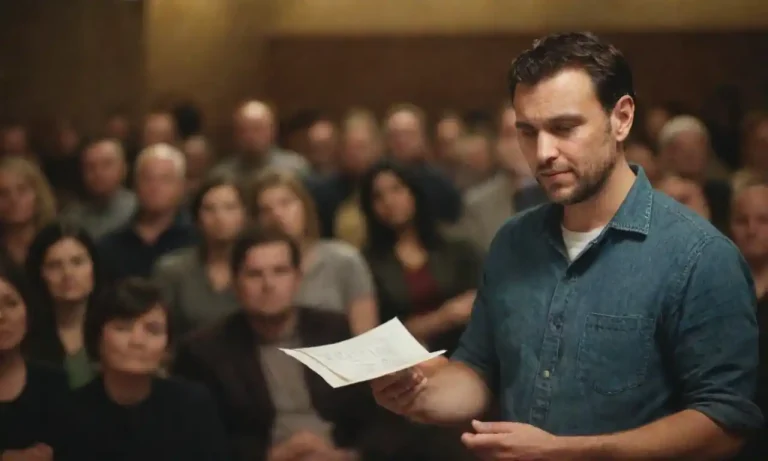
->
[461, 432, 508, 449]
[471, 419, 518, 434]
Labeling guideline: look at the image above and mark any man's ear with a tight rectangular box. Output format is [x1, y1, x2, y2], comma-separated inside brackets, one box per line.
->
[611, 95, 635, 143]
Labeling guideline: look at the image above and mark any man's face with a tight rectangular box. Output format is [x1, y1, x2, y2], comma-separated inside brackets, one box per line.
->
[385, 111, 426, 163]
[235, 242, 300, 318]
[142, 114, 177, 147]
[234, 110, 274, 158]
[135, 157, 183, 214]
[82, 141, 125, 197]
[514, 68, 632, 205]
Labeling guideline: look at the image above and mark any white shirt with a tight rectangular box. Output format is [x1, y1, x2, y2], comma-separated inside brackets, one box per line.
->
[561, 225, 605, 261]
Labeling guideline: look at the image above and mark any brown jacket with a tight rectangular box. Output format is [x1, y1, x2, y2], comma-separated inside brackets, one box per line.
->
[173, 308, 379, 461]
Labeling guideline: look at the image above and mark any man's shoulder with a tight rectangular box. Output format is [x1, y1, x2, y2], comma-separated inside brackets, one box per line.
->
[493, 202, 551, 242]
[272, 148, 310, 171]
[650, 190, 727, 246]
[465, 175, 510, 207]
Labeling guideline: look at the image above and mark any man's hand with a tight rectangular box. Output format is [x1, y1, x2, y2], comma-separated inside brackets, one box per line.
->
[369, 366, 428, 418]
[268, 432, 333, 461]
[1, 444, 53, 461]
[461, 420, 562, 460]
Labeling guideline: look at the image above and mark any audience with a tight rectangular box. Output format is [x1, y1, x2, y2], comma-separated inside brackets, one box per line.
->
[24, 222, 102, 388]
[309, 109, 384, 248]
[174, 226, 378, 461]
[359, 160, 482, 354]
[1, 68, 767, 459]
[0, 157, 57, 268]
[63, 138, 137, 239]
[58, 278, 229, 460]
[0, 263, 69, 459]
[456, 105, 547, 250]
[215, 100, 309, 182]
[250, 169, 378, 335]
[153, 175, 245, 339]
[99, 143, 196, 280]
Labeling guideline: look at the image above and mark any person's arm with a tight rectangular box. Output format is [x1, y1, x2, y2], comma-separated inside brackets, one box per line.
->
[552, 409, 743, 460]
[553, 236, 762, 460]
[339, 246, 380, 335]
[403, 291, 474, 343]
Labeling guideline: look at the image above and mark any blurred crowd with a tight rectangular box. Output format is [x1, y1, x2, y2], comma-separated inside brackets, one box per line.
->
[0, 91, 767, 460]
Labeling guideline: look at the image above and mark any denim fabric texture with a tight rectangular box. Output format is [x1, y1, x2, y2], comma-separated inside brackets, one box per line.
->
[452, 166, 763, 435]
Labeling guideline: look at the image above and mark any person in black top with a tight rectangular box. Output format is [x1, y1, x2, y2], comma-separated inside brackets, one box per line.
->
[56, 278, 230, 461]
[0, 262, 68, 460]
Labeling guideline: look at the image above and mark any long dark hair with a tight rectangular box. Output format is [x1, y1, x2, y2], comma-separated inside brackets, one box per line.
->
[359, 159, 441, 255]
[23, 221, 103, 362]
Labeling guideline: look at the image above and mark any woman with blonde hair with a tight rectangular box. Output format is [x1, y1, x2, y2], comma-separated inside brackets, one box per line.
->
[0, 157, 56, 266]
[250, 168, 378, 335]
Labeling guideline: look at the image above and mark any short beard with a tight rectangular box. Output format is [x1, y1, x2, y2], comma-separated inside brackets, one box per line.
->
[556, 125, 618, 206]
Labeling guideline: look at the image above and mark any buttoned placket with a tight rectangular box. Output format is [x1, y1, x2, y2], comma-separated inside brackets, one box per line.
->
[529, 230, 605, 426]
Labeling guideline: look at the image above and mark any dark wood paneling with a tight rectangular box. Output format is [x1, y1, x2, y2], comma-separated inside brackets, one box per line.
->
[264, 33, 768, 121]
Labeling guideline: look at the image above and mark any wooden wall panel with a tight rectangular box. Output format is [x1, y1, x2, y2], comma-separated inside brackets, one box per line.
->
[263, 33, 768, 123]
[0, 0, 143, 131]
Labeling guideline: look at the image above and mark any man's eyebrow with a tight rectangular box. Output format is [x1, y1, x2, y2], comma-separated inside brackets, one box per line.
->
[516, 114, 587, 129]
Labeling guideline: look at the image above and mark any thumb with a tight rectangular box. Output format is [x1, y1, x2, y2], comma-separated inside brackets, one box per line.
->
[472, 419, 518, 433]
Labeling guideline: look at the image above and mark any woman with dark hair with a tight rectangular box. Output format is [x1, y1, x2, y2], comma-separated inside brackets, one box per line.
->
[24, 221, 102, 387]
[0, 263, 69, 458]
[359, 160, 483, 354]
[57, 277, 229, 460]
[153, 174, 245, 339]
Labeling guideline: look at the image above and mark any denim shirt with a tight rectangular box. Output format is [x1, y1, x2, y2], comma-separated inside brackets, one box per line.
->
[453, 166, 763, 435]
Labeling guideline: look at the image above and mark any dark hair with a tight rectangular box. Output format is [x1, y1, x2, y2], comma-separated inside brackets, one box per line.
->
[359, 159, 441, 254]
[84, 277, 170, 362]
[24, 221, 103, 362]
[0, 257, 38, 349]
[508, 32, 635, 112]
[190, 174, 245, 223]
[230, 225, 301, 275]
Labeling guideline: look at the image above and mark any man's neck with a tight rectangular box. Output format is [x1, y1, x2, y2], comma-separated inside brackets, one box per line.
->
[562, 160, 636, 232]
[249, 308, 299, 344]
[103, 370, 153, 406]
[91, 188, 122, 207]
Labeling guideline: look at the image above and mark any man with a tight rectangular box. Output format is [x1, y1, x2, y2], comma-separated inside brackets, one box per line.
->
[99, 143, 196, 279]
[142, 110, 179, 148]
[214, 100, 309, 182]
[63, 138, 137, 239]
[371, 32, 761, 460]
[306, 117, 339, 177]
[456, 106, 547, 250]
[173, 226, 379, 461]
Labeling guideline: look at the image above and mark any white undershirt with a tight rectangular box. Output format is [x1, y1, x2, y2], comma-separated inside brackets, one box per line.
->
[561, 225, 605, 261]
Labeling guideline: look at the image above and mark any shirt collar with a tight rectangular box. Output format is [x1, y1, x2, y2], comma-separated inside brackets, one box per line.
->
[544, 164, 653, 238]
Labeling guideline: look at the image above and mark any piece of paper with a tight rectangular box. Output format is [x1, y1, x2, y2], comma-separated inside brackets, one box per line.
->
[279, 318, 446, 388]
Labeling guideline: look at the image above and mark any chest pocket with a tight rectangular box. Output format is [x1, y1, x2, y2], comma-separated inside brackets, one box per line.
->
[577, 313, 655, 395]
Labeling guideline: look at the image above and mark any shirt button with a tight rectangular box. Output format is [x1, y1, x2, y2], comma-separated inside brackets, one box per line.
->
[542, 370, 551, 379]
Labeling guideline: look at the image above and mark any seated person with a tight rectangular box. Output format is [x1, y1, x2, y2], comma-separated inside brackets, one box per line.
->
[174, 226, 380, 461]
[359, 160, 483, 354]
[0, 264, 68, 459]
[657, 174, 711, 221]
[56, 278, 229, 461]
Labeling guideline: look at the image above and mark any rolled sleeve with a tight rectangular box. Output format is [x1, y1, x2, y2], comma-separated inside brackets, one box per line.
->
[451, 271, 498, 390]
[666, 236, 763, 431]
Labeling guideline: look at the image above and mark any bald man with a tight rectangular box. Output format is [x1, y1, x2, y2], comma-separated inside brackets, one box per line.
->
[215, 100, 308, 181]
